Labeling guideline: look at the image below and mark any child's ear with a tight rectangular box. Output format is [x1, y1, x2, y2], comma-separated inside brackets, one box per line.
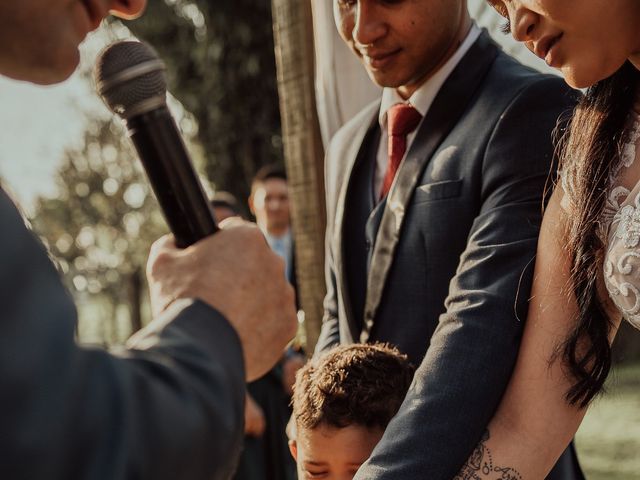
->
[288, 439, 298, 461]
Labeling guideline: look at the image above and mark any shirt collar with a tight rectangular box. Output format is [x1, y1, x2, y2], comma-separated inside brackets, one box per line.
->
[264, 228, 292, 247]
[378, 23, 482, 129]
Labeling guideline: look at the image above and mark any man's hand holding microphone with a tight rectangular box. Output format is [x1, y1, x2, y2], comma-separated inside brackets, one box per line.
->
[147, 225, 297, 382]
[97, 40, 297, 382]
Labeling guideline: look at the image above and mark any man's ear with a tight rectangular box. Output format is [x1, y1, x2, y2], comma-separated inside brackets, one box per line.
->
[248, 194, 255, 216]
[288, 439, 298, 461]
[109, 0, 147, 19]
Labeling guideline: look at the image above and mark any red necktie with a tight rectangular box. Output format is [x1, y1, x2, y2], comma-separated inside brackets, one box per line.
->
[380, 103, 422, 199]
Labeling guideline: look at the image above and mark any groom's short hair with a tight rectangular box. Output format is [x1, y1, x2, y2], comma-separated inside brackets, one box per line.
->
[292, 343, 414, 431]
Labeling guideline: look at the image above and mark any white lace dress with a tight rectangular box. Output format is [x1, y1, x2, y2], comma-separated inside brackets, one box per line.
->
[598, 115, 640, 329]
[560, 111, 640, 329]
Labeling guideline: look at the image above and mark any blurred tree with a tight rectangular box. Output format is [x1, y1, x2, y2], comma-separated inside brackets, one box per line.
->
[31, 118, 168, 344]
[126, 0, 283, 210]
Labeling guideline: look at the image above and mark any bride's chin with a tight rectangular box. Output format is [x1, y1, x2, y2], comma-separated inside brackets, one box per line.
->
[563, 57, 634, 90]
[560, 65, 602, 90]
[562, 75, 592, 90]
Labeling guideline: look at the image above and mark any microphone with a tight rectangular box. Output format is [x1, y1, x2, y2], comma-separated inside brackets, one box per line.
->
[94, 40, 218, 248]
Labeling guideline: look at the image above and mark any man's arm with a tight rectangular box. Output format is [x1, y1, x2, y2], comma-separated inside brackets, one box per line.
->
[104, 301, 246, 479]
[354, 77, 577, 479]
[0, 191, 296, 479]
[0, 220, 243, 478]
[453, 189, 603, 479]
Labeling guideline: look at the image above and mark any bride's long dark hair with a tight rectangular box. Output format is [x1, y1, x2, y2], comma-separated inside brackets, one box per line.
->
[559, 61, 640, 407]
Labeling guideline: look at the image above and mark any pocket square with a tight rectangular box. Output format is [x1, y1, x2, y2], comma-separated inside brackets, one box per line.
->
[414, 179, 463, 203]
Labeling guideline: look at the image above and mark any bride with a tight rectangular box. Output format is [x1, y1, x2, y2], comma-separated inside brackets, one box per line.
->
[456, 1, 640, 478]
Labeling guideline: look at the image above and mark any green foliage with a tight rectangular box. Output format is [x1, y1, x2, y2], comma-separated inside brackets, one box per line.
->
[31, 118, 167, 342]
[576, 362, 640, 479]
[127, 0, 283, 212]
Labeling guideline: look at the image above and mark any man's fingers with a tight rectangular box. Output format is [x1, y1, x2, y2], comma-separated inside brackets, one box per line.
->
[219, 216, 252, 229]
[148, 234, 176, 259]
[147, 234, 178, 279]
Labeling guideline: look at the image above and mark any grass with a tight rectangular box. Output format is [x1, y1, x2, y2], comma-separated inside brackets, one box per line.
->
[575, 362, 640, 479]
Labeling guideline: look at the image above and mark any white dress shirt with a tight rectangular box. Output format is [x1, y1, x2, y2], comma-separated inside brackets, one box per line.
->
[265, 229, 293, 282]
[374, 23, 482, 198]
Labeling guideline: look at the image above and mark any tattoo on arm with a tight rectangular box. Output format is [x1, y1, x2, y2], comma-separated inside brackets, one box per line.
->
[453, 430, 523, 480]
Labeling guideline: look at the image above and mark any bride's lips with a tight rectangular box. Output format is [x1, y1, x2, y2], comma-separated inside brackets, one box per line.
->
[360, 48, 402, 69]
[533, 33, 563, 67]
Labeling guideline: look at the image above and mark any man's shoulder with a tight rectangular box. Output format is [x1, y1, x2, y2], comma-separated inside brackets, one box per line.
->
[328, 98, 380, 152]
[0, 188, 39, 249]
[482, 49, 572, 105]
[324, 98, 379, 194]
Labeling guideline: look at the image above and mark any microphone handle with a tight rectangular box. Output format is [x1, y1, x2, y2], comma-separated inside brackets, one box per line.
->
[126, 107, 218, 248]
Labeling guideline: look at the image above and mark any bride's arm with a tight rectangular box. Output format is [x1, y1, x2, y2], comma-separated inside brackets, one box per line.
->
[455, 188, 622, 479]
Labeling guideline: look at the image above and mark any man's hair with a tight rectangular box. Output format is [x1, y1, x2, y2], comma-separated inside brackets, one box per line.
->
[251, 164, 287, 190]
[292, 344, 414, 431]
[210, 191, 239, 214]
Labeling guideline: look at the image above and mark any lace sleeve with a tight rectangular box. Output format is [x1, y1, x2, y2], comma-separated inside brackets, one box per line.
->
[602, 112, 640, 329]
[604, 189, 640, 329]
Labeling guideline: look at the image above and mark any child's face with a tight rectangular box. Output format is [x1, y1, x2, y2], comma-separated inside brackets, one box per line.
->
[289, 423, 384, 480]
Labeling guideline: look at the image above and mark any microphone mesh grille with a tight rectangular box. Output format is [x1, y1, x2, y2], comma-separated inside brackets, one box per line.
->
[95, 41, 167, 117]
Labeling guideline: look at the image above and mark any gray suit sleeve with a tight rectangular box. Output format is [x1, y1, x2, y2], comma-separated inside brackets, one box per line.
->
[315, 234, 341, 355]
[314, 146, 344, 356]
[354, 78, 576, 479]
[0, 193, 245, 479]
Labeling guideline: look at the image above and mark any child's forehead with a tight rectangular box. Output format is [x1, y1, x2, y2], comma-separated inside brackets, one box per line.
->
[297, 423, 384, 462]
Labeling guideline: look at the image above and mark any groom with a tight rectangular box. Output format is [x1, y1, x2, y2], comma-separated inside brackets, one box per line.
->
[317, 0, 583, 478]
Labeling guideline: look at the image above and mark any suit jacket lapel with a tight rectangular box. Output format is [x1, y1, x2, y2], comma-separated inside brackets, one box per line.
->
[333, 106, 380, 343]
[360, 31, 500, 343]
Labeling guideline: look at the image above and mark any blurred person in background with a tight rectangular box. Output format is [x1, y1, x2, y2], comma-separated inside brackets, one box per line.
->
[250, 164, 296, 286]
[0, 1, 296, 478]
[232, 164, 305, 480]
[210, 191, 242, 223]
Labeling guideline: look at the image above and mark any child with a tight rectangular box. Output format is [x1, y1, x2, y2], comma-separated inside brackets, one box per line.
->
[289, 344, 414, 479]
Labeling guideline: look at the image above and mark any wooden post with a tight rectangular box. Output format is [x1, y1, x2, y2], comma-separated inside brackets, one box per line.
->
[271, 0, 326, 354]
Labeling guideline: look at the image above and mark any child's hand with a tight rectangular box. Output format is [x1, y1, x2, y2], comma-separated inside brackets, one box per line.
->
[244, 392, 266, 437]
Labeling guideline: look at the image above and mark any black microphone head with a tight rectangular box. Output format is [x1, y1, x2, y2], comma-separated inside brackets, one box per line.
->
[95, 40, 167, 119]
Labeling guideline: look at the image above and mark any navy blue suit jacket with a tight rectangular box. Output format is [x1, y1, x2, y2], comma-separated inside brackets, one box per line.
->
[0, 188, 245, 479]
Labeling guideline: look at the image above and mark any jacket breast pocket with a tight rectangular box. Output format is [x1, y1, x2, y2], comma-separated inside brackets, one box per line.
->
[413, 179, 463, 204]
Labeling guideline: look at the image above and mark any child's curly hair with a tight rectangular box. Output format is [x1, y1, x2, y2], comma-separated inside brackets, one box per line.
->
[292, 343, 414, 431]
